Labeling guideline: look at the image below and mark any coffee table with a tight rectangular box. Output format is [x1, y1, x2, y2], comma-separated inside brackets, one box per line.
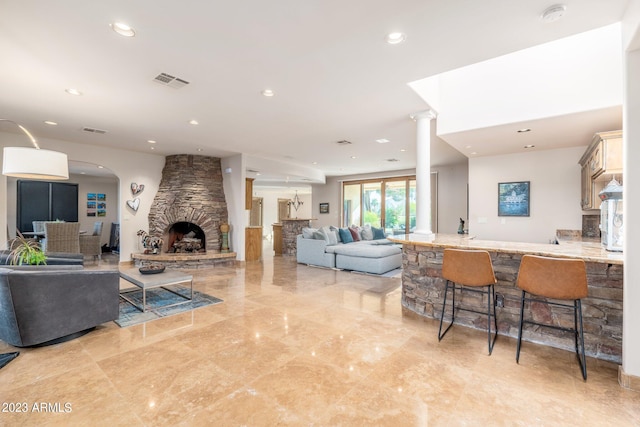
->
[119, 268, 193, 312]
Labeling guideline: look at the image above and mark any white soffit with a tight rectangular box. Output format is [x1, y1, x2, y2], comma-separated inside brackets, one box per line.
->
[409, 23, 623, 137]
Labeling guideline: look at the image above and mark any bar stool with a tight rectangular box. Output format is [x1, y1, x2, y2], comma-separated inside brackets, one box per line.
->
[516, 254, 588, 380]
[438, 248, 498, 355]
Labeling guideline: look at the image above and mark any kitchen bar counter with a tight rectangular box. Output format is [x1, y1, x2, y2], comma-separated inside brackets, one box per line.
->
[387, 233, 623, 265]
[388, 233, 623, 363]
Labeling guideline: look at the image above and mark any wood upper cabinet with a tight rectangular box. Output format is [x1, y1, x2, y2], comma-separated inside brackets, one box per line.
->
[579, 130, 623, 210]
[245, 178, 254, 210]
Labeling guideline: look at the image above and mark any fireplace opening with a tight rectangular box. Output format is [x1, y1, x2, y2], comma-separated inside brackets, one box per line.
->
[166, 222, 206, 253]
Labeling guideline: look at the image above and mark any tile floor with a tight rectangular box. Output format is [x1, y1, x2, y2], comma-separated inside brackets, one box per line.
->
[1, 251, 639, 426]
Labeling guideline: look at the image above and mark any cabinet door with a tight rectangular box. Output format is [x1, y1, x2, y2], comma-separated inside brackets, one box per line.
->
[581, 163, 593, 209]
[589, 141, 604, 177]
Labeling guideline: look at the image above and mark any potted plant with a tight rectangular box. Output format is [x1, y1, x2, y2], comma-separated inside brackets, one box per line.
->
[8, 232, 47, 265]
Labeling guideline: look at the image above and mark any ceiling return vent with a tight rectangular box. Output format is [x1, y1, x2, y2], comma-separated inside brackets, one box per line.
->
[82, 127, 107, 134]
[336, 140, 352, 145]
[153, 72, 190, 89]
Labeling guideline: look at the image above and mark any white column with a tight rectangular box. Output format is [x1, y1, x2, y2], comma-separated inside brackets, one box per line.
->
[622, 45, 640, 388]
[411, 109, 437, 236]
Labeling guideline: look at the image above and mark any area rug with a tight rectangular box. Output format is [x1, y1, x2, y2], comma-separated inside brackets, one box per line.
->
[115, 286, 223, 328]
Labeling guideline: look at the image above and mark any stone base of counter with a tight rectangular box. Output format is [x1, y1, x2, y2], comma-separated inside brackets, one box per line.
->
[401, 245, 623, 363]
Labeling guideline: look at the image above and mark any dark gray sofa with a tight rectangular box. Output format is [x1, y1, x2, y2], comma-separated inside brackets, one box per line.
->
[0, 267, 119, 347]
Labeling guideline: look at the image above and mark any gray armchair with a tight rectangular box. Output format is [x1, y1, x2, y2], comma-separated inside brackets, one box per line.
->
[80, 221, 103, 261]
[41, 222, 81, 254]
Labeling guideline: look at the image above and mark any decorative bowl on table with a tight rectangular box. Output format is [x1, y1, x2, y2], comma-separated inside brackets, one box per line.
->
[139, 264, 166, 275]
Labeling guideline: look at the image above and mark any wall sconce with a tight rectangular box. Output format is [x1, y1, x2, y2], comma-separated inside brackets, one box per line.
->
[1, 119, 69, 180]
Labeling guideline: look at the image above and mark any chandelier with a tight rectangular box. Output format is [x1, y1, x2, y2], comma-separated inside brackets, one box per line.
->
[288, 191, 304, 212]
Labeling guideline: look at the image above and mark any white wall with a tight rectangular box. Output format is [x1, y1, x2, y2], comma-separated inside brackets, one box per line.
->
[221, 154, 246, 260]
[6, 174, 118, 248]
[469, 146, 584, 243]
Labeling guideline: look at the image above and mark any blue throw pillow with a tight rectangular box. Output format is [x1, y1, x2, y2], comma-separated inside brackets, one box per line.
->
[372, 226, 386, 240]
[338, 228, 353, 243]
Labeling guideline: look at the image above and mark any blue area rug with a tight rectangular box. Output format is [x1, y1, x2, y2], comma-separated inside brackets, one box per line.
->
[116, 286, 223, 328]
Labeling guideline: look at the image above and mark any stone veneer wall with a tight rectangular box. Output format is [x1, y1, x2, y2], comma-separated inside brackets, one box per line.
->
[401, 245, 623, 363]
[282, 219, 312, 255]
[148, 155, 228, 251]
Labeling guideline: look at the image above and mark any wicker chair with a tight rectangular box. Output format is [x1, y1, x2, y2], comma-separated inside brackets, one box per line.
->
[80, 221, 103, 261]
[41, 222, 81, 254]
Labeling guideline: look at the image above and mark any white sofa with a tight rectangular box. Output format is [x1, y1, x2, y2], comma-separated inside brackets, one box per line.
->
[296, 226, 402, 274]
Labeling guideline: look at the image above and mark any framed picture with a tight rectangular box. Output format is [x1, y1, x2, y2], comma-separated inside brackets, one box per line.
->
[319, 202, 329, 214]
[498, 181, 530, 217]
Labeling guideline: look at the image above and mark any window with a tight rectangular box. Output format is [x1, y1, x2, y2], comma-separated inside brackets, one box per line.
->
[342, 174, 435, 233]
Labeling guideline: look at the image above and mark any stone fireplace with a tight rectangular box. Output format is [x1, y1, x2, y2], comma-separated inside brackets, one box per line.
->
[148, 154, 228, 254]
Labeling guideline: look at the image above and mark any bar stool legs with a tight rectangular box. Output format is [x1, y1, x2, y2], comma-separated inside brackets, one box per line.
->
[438, 280, 498, 355]
[516, 290, 588, 380]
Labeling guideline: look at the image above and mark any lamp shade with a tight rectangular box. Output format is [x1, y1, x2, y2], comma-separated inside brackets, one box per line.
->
[2, 147, 69, 180]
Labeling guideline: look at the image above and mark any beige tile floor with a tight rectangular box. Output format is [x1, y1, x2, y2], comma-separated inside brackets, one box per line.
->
[1, 250, 639, 426]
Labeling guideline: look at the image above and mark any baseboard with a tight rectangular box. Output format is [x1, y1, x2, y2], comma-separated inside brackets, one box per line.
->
[618, 366, 640, 391]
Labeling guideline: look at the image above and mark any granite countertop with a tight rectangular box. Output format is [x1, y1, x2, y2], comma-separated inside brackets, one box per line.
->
[387, 233, 623, 265]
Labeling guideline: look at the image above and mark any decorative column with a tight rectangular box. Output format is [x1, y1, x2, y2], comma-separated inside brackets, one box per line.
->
[410, 109, 437, 236]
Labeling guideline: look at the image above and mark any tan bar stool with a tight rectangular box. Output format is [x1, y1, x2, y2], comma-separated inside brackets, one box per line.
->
[438, 248, 498, 355]
[516, 254, 588, 380]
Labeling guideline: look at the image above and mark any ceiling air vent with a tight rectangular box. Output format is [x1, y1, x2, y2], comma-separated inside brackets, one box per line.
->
[336, 140, 352, 145]
[82, 127, 107, 134]
[386, 158, 399, 162]
[153, 72, 190, 89]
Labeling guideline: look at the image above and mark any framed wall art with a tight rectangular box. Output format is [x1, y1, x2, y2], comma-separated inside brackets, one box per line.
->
[319, 202, 329, 214]
[498, 181, 530, 217]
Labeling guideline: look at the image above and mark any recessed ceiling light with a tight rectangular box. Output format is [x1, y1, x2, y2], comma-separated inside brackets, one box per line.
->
[470, 152, 478, 155]
[110, 22, 136, 37]
[65, 88, 82, 96]
[465, 145, 472, 149]
[189, 119, 199, 125]
[351, 156, 357, 159]
[150, 147, 155, 150]
[541, 4, 567, 23]
[44, 121, 58, 126]
[400, 149, 406, 152]
[312, 161, 318, 165]
[517, 128, 531, 133]
[262, 89, 274, 97]
[147, 140, 156, 144]
[97, 165, 104, 169]
[524, 144, 536, 149]
[197, 148, 203, 152]
[376, 138, 390, 143]
[386, 32, 406, 44]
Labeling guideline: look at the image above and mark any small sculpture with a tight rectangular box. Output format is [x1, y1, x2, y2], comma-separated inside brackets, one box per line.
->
[458, 218, 465, 234]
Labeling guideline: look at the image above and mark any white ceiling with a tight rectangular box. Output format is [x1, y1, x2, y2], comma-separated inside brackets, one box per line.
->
[0, 0, 630, 183]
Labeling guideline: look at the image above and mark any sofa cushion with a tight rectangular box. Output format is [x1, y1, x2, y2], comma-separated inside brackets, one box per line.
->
[312, 230, 326, 241]
[372, 226, 386, 240]
[331, 244, 401, 258]
[321, 226, 338, 245]
[338, 228, 353, 243]
[330, 226, 342, 242]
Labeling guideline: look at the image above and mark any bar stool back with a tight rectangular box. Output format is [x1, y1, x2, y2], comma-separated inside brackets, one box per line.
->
[438, 249, 498, 354]
[516, 254, 588, 380]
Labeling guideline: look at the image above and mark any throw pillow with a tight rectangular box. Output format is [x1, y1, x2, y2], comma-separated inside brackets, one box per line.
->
[330, 225, 342, 242]
[302, 227, 317, 239]
[321, 226, 338, 245]
[372, 226, 386, 240]
[348, 226, 361, 242]
[338, 228, 353, 243]
[312, 230, 327, 241]
[360, 224, 373, 241]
